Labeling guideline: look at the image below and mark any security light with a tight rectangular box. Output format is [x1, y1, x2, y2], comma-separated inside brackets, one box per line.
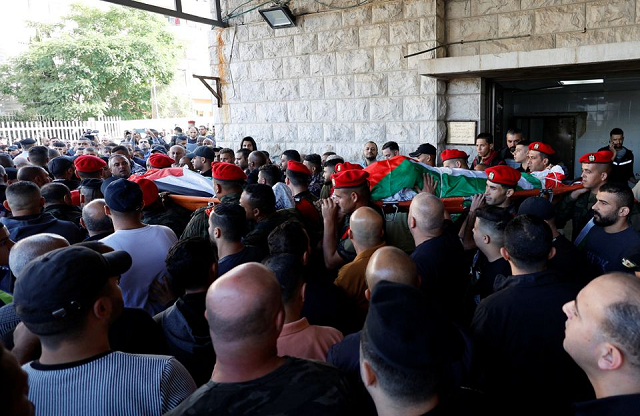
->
[558, 79, 604, 86]
[259, 5, 296, 29]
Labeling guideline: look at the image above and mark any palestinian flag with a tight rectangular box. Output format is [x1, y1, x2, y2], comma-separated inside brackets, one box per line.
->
[364, 156, 542, 201]
[138, 167, 215, 197]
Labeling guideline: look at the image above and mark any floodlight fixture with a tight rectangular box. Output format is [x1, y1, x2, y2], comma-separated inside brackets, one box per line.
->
[259, 5, 296, 29]
[558, 79, 604, 86]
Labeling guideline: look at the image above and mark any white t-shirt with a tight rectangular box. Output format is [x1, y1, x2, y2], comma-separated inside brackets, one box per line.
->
[101, 224, 177, 314]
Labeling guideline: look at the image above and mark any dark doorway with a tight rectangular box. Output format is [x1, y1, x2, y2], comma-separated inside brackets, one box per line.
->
[511, 115, 577, 179]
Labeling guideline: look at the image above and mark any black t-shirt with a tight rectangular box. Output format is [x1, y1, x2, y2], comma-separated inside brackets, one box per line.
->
[470, 251, 511, 303]
[218, 245, 263, 277]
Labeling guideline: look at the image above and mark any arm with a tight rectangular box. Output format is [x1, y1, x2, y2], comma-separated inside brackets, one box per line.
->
[321, 198, 346, 270]
[458, 194, 485, 251]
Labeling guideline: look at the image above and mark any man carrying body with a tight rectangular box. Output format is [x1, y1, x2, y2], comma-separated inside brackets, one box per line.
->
[527, 142, 566, 188]
[381, 141, 399, 159]
[440, 149, 469, 169]
[409, 143, 437, 166]
[192, 146, 216, 177]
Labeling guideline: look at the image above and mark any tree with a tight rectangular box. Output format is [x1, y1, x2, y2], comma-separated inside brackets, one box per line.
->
[0, 3, 181, 120]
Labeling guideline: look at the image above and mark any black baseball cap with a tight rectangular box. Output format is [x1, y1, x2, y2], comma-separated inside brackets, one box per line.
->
[104, 178, 143, 212]
[409, 143, 437, 157]
[13, 246, 132, 330]
[517, 196, 554, 220]
[48, 156, 74, 176]
[151, 145, 167, 154]
[100, 175, 119, 195]
[20, 138, 36, 146]
[194, 145, 216, 161]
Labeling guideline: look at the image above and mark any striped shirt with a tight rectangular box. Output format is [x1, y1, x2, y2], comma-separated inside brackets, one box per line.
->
[23, 351, 196, 416]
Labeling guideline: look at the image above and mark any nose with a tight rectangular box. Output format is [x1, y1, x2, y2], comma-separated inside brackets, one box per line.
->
[562, 301, 572, 318]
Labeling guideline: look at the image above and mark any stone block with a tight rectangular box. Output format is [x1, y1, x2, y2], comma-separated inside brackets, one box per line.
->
[297, 124, 323, 143]
[318, 28, 359, 53]
[324, 76, 355, 98]
[370, 97, 403, 121]
[336, 49, 374, 74]
[255, 102, 288, 123]
[389, 20, 420, 45]
[478, 34, 554, 54]
[387, 122, 420, 142]
[239, 41, 263, 61]
[250, 59, 283, 81]
[355, 122, 386, 143]
[407, 42, 435, 70]
[614, 24, 640, 42]
[343, 5, 372, 26]
[472, 0, 519, 16]
[262, 37, 295, 58]
[355, 73, 388, 97]
[388, 71, 420, 96]
[403, 0, 436, 18]
[238, 81, 266, 102]
[310, 53, 336, 76]
[586, 0, 634, 29]
[287, 101, 311, 122]
[372, 1, 403, 23]
[265, 80, 299, 100]
[336, 99, 370, 122]
[229, 103, 257, 123]
[374, 45, 407, 71]
[447, 78, 481, 95]
[294, 33, 318, 55]
[446, 43, 479, 57]
[521, 0, 561, 10]
[283, 56, 310, 78]
[420, 76, 438, 95]
[299, 77, 325, 99]
[290, 1, 319, 16]
[250, 124, 274, 142]
[248, 24, 274, 41]
[498, 11, 534, 38]
[447, 1, 470, 19]
[359, 24, 389, 48]
[223, 123, 246, 143]
[420, 16, 438, 41]
[534, 4, 586, 34]
[446, 94, 480, 121]
[556, 28, 616, 48]
[311, 100, 337, 122]
[404, 96, 436, 121]
[324, 123, 355, 142]
[448, 15, 498, 41]
[303, 11, 342, 32]
[229, 62, 251, 82]
[273, 124, 297, 142]
[420, 121, 442, 147]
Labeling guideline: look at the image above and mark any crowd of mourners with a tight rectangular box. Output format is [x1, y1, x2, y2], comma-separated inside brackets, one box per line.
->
[1, 121, 640, 416]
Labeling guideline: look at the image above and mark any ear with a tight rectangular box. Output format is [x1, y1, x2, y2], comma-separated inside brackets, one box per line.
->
[213, 226, 222, 239]
[300, 282, 307, 303]
[619, 206, 630, 217]
[548, 246, 557, 260]
[601, 171, 608, 182]
[360, 358, 377, 388]
[39, 197, 45, 208]
[104, 205, 111, 217]
[209, 261, 218, 282]
[302, 250, 309, 266]
[350, 190, 358, 203]
[597, 343, 624, 371]
[364, 288, 371, 301]
[285, 177, 290, 185]
[252, 207, 260, 219]
[500, 246, 510, 262]
[2, 200, 10, 212]
[543, 157, 550, 167]
[348, 229, 354, 240]
[64, 194, 72, 205]
[506, 188, 515, 198]
[275, 307, 285, 336]
[483, 234, 490, 245]
[92, 296, 112, 321]
[79, 217, 87, 230]
[408, 214, 417, 230]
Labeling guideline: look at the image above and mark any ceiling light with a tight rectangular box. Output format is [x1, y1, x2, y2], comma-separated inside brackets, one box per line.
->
[558, 79, 604, 85]
[259, 5, 296, 29]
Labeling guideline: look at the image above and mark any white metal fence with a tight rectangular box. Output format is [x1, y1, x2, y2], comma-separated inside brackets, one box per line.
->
[0, 116, 122, 145]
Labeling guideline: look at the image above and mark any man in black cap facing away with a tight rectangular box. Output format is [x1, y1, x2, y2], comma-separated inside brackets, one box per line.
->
[49, 156, 79, 190]
[12, 138, 36, 167]
[13, 245, 196, 415]
[409, 143, 437, 167]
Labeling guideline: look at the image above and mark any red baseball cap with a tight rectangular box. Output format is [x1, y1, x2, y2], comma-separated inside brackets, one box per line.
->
[331, 169, 369, 188]
[579, 150, 613, 164]
[486, 165, 521, 187]
[211, 162, 247, 181]
[287, 160, 311, 175]
[148, 153, 175, 169]
[529, 142, 555, 155]
[440, 149, 468, 161]
[74, 155, 106, 173]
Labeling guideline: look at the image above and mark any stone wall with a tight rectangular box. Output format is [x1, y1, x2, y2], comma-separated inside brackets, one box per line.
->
[209, 0, 447, 161]
[446, 0, 640, 56]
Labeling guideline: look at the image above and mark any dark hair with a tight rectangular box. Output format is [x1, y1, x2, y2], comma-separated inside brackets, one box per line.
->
[282, 149, 301, 163]
[240, 136, 258, 151]
[236, 148, 250, 159]
[303, 153, 322, 168]
[286, 168, 310, 187]
[258, 164, 281, 186]
[361, 325, 438, 405]
[111, 145, 129, 155]
[262, 253, 304, 304]
[504, 214, 552, 270]
[382, 141, 399, 152]
[218, 148, 234, 158]
[599, 181, 634, 210]
[244, 184, 276, 216]
[0, 154, 13, 168]
[268, 219, 309, 259]
[322, 151, 336, 157]
[476, 132, 494, 144]
[17, 166, 48, 183]
[166, 237, 217, 292]
[41, 182, 70, 204]
[28, 146, 49, 166]
[516, 140, 530, 147]
[174, 127, 183, 133]
[475, 206, 512, 246]
[323, 157, 345, 169]
[610, 128, 624, 137]
[505, 128, 523, 137]
[6, 181, 40, 211]
[210, 203, 247, 242]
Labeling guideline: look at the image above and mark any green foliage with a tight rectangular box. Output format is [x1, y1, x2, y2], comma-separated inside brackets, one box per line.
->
[0, 3, 181, 120]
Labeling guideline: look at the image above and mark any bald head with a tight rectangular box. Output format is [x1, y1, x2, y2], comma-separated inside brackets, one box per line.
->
[206, 262, 283, 346]
[409, 193, 444, 232]
[366, 246, 419, 290]
[81, 199, 113, 236]
[349, 206, 384, 249]
[9, 233, 69, 277]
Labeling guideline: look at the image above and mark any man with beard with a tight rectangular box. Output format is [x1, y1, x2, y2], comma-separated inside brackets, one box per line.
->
[499, 128, 523, 168]
[361, 141, 378, 167]
[109, 154, 131, 179]
[599, 128, 635, 185]
[320, 156, 344, 199]
[580, 181, 640, 275]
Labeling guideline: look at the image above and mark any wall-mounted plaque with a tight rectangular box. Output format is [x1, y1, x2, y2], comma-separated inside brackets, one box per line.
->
[447, 121, 477, 145]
